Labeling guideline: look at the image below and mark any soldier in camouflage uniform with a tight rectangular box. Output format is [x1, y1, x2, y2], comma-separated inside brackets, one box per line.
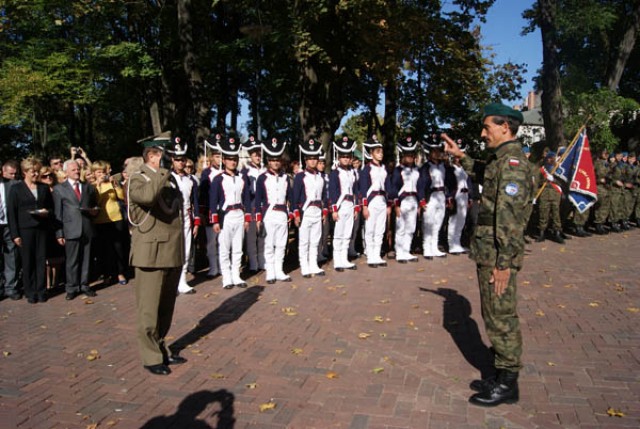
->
[592, 148, 611, 234]
[535, 152, 565, 243]
[628, 153, 640, 226]
[443, 103, 534, 407]
[621, 152, 636, 228]
[608, 151, 626, 232]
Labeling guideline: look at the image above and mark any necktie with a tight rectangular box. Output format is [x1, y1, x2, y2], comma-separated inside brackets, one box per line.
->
[74, 182, 81, 201]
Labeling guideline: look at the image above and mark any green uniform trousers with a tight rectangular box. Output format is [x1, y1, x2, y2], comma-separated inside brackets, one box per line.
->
[135, 267, 181, 366]
[609, 187, 625, 222]
[594, 185, 610, 224]
[537, 187, 562, 232]
[477, 265, 523, 372]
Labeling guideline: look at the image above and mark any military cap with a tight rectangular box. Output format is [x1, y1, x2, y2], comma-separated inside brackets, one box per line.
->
[421, 132, 443, 153]
[262, 137, 287, 158]
[363, 135, 382, 159]
[629, 152, 637, 158]
[204, 133, 223, 152]
[354, 148, 363, 160]
[243, 135, 261, 153]
[482, 102, 524, 123]
[397, 136, 418, 153]
[166, 136, 188, 156]
[218, 136, 241, 157]
[299, 137, 323, 157]
[622, 151, 629, 157]
[333, 136, 356, 154]
[545, 151, 556, 158]
[522, 146, 530, 154]
[138, 131, 171, 150]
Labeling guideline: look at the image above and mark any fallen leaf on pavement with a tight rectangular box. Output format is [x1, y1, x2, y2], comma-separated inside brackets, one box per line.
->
[606, 407, 625, 417]
[245, 383, 257, 389]
[373, 316, 384, 323]
[372, 367, 384, 374]
[627, 307, 640, 313]
[3, 351, 11, 357]
[259, 401, 277, 412]
[291, 348, 303, 355]
[589, 302, 599, 307]
[358, 333, 371, 339]
[535, 310, 545, 317]
[326, 371, 339, 379]
[210, 373, 225, 379]
[282, 307, 298, 316]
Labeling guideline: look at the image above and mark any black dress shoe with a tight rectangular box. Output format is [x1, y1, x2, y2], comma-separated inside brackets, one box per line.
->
[144, 364, 172, 375]
[38, 294, 48, 303]
[267, 279, 276, 284]
[368, 263, 379, 268]
[81, 288, 97, 297]
[346, 265, 357, 270]
[65, 292, 78, 301]
[302, 274, 312, 279]
[27, 297, 38, 304]
[235, 282, 248, 288]
[397, 259, 408, 264]
[335, 267, 345, 272]
[315, 271, 325, 276]
[8, 293, 22, 301]
[165, 355, 187, 365]
[222, 284, 234, 289]
[424, 256, 433, 260]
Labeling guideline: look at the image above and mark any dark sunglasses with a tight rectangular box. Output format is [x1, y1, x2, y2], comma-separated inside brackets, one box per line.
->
[41, 173, 53, 178]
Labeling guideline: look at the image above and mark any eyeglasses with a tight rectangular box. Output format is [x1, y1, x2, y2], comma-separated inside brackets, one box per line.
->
[174, 158, 186, 163]
[41, 174, 53, 178]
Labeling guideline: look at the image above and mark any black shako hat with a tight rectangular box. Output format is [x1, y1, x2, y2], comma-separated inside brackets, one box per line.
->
[333, 136, 356, 154]
[397, 136, 418, 153]
[299, 137, 323, 157]
[262, 137, 287, 158]
[218, 136, 241, 157]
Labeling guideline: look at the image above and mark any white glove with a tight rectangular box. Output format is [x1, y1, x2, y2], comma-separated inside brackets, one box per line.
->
[546, 173, 554, 182]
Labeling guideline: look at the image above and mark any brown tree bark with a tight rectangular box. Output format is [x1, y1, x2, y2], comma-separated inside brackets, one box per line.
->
[539, 0, 565, 150]
[606, 1, 640, 91]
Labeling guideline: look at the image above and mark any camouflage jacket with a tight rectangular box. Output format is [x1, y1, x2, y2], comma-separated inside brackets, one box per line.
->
[608, 161, 625, 188]
[461, 140, 534, 270]
[593, 159, 609, 185]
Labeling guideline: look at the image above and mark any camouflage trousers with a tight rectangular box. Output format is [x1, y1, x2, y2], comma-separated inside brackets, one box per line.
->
[633, 189, 640, 220]
[624, 189, 636, 219]
[593, 185, 610, 224]
[477, 265, 523, 372]
[608, 187, 625, 222]
[573, 207, 589, 227]
[537, 187, 562, 232]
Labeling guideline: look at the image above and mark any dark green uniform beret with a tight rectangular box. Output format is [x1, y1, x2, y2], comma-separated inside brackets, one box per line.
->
[482, 103, 524, 123]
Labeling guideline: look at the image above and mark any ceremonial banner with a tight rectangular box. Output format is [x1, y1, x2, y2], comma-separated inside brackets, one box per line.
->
[554, 131, 598, 213]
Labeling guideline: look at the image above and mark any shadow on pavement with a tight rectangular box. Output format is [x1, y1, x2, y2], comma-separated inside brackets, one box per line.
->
[170, 286, 264, 353]
[140, 389, 235, 429]
[420, 287, 495, 380]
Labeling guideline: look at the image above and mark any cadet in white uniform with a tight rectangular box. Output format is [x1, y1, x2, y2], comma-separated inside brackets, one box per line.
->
[209, 137, 250, 289]
[255, 138, 292, 284]
[329, 136, 358, 272]
[419, 138, 448, 259]
[447, 145, 471, 254]
[292, 138, 328, 278]
[241, 136, 266, 273]
[390, 137, 420, 263]
[359, 136, 389, 268]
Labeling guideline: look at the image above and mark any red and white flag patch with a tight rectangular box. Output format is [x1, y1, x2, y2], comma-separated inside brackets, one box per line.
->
[509, 158, 520, 166]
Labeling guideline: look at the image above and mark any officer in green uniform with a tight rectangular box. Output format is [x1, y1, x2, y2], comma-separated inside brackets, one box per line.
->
[536, 152, 564, 243]
[592, 148, 611, 234]
[443, 103, 533, 407]
[608, 151, 626, 232]
[621, 152, 636, 228]
[128, 140, 187, 376]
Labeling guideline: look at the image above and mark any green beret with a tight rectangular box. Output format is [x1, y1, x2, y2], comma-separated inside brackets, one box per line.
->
[482, 103, 524, 123]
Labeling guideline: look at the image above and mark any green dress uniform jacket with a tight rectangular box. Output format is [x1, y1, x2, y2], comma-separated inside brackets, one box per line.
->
[127, 163, 185, 367]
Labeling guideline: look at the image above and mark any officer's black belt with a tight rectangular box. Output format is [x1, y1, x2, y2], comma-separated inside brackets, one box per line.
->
[369, 190, 386, 199]
[272, 204, 287, 212]
[307, 200, 322, 208]
[225, 203, 245, 212]
[399, 192, 417, 198]
[343, 194, 354, 202]
[459, 189, 469, 193]
[431, 187, 445, 192]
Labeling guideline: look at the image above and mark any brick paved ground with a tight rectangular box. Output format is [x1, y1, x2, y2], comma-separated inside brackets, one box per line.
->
[1, 229, 639, 429]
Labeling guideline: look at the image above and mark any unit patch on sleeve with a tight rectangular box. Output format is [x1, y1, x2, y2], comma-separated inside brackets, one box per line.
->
[505, 182, 519, 196]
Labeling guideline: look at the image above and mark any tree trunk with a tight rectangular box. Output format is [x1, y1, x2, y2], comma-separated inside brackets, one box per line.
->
[539, 0, 565, 150]
[177, 0, 211, 146]
[606, 1, 640, 91]
[382, 78, 398, 161]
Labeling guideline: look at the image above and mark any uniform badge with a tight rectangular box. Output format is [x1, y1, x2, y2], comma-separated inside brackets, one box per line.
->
[272, 138, 277, 148]
[509, 158, 520, 166]
[505, 182, 519, 196]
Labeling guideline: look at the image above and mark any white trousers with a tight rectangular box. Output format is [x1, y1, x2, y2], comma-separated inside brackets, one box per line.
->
[448, 192, 469, 250]
[422, 192, 446, 256]
[263, 211, 289, 281]
[205, 226, 220, 276]
[333, 202, 354, 269]
[395, 197, 417, 260]
[178, 215, 193, 291]
[245, 220, 265, 271]
[219, 211, 245, 287]
[298, 207, 323, 276]
[364, 197, 387, 264]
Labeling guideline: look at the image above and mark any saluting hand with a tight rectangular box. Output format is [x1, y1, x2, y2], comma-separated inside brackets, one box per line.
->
[441, 133, 465, 159]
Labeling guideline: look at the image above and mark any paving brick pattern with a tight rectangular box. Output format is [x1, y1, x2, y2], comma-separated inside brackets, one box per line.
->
[1, 230, 639, 428]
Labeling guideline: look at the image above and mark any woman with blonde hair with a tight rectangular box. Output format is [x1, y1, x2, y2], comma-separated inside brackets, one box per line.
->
[92, 160, 128, 285]
[38, 166, 64, 289]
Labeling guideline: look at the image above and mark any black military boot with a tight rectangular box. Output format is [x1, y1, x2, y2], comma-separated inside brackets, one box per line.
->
[548, 230, 565, 244]
[470, 370, 498, 393]
[469, 370, 519, 407]
[620, 220, 630, 231]
[581, 226, 593, 237]
[594, 223, 608, 235]
[574, 226, 589, 237]
[610, 222, 622, 233]
[535, 231, 546, 242]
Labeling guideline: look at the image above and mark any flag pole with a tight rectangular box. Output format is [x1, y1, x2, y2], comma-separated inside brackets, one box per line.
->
[532, 118, 591, 204]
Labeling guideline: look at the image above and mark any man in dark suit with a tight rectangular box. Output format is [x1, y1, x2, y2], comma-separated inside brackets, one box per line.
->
[0, 160, 20, 300]
[53, 160, 98, 300]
